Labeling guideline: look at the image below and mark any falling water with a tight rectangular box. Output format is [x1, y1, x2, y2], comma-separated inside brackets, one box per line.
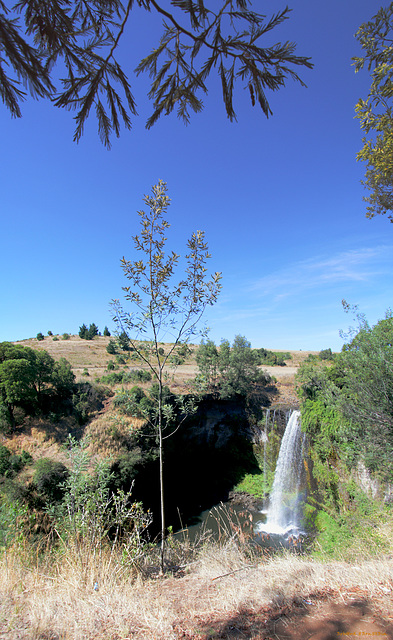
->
[262, 408, 269, 483]
[256, 410, 306, 537]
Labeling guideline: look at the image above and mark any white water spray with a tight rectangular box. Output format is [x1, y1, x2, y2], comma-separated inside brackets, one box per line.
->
[257, 410, 306, 537]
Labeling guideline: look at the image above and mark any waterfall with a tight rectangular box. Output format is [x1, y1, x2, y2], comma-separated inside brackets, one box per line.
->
[256, 410, 306, 537]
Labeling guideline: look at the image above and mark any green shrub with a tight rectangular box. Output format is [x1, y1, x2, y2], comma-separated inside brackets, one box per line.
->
[234, 472, 269, 498]
[100, 371, 124, 385]
[0, 403, 11, 434]
[79, 323, 88, 339]
[113, 386, 146, 416]
[52, 437, 152, 577]
[82, 368, 90, 376]
[88, 323, 99, 339]
[319, 348, 334, 360]
[36, 332, 45, 341]
[0, 496, 30, 549]
[107, 360, 115, 370]
[118, 331, 131, 351]
[123, 369, 152, 383]
[48, 331, 53, 336]
[52, 336, 59, 341]
[0, 445, 11, 476]
[62, 333, 70, 340]
[106, 339, 117, 355]
[0, 447, 32, 477]
[103, 326, 111, 336]
[33, 458, 69, 501]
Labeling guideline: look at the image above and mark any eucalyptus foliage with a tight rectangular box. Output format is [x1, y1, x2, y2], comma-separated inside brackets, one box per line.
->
[1, 0, 312, 146]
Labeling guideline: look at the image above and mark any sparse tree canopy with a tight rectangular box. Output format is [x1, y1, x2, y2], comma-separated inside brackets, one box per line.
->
[1, 0, 312, 147]
[353, 2, 393, 222]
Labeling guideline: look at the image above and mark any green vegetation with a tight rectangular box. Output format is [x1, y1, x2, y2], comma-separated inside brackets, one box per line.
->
[234, 471, 274, 499]
[79, 323, 99, 340]
[297, 306, 393, 556]
[33, 458, 69, 502]
[106, 339, 117, 355]
[100, 369, 152, 386]
[0, 445, 32, 477]
[0, 342, 110, 433]
[318, 347, 334, 361]
[196, 335, 271, 402]
[254, 348, 291, 366]
[0, 342, 75, 430]
[353, 3, 393, 222]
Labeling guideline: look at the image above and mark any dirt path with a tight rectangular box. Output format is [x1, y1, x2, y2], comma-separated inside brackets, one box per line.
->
[159, 580, 393, 639]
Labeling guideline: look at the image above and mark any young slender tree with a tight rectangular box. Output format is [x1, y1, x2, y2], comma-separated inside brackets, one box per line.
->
[111, 180, 221, 571]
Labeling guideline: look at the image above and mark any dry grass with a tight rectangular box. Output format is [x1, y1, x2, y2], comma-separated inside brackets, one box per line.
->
[14, 335, 314, 387]
[1, 539, 393, 640]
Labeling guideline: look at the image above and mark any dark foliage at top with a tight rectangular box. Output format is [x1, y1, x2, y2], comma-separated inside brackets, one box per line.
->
[1, 0, 312, 147]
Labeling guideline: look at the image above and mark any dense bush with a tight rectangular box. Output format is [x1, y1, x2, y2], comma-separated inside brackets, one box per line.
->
[319, 348, 334, 360]
[113, 386, 147, 416]
[100, 371, 125, 385]
[0, 343, 76, 429]
[0, 445, 11, 476]
[100, 369, 152, 386]
[125, 369, 152, 383]
[36, 332, 45, 341]
[118, 331, 130, 351]
[52, 437, 152, 574]
[253, 348, 289, 366]
[196, 335, 271, 401]
[72, 382, 108, 424]
[33, 458, 69, 501]
[4, 449, 33, 476]
[106, 339, 117, 355]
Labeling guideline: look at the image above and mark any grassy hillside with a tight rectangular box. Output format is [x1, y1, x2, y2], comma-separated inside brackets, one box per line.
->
[15, 334, 318, 384]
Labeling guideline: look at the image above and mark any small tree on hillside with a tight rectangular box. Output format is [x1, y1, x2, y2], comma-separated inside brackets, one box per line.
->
[79, 324, 88, 339]
[88, 323, 99, 339]
[111, 180, 221, 572]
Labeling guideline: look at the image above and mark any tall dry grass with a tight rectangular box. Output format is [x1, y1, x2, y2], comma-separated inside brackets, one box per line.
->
[2, 521, 393, 640]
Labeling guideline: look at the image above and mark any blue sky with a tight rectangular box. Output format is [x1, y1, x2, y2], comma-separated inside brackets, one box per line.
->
[1, 0, 392, 351]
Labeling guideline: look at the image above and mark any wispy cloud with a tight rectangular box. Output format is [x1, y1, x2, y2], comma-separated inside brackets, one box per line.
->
[248, 245, 392, 301]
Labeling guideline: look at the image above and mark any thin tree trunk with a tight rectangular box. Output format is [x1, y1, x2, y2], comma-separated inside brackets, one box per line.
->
[159, 376, 165, 574]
